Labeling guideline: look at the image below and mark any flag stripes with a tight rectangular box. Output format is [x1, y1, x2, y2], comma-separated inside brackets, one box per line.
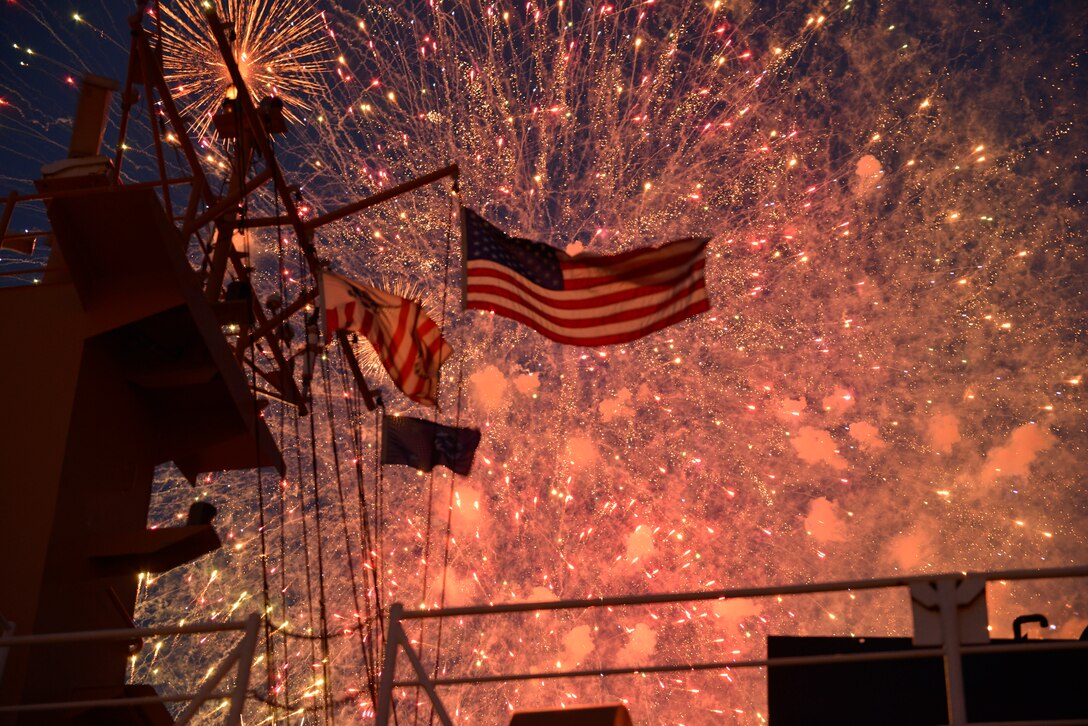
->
[463, 209, 710, 345]
[321, 271, 451, 406]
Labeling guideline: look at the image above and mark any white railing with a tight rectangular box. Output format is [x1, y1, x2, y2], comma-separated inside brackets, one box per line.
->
[0, 612, 260, 724]
[375, 565, 1088, 726]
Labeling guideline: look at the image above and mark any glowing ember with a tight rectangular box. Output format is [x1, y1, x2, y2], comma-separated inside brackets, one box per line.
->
[1, 1, 1084, 723]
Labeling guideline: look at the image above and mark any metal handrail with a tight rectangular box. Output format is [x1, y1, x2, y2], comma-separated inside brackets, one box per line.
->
[392, 564, 1088, 619]
[375, 564, 1088, 726]
[0, 612, 260, 725]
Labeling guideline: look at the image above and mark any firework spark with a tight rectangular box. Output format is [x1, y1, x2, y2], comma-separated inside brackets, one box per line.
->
[158, 0, 333, 140]
[1, 1, 1085, 724]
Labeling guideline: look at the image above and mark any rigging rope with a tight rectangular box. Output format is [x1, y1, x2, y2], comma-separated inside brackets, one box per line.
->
[319, 353, 380, 710]
[271, 137, 293, 717]
[334, 355, 385, 697]
[281, 179, 330, 719]
[291, 407, 325, 715]
[432, 359, 465, 683]
[419, 172, 461, 602]
[428, 181, 465, 725]
[420, 177, 463, 725]
[235, 128, 280, 725]
[305, 331, 337, 723]
[374, 400, 387, 673]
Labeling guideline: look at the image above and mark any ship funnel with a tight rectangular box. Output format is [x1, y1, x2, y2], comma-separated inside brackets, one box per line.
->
[68, 74, 119, 159]
[38, 74, 119, 189]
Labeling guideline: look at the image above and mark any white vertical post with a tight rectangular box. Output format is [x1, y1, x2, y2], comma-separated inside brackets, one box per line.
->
[175, 646, 240, 724]
[396, 624, 454, 726]
[226, 612, 261, 725]
[375, 603, 403, 725]
[936, 577, 968, 726]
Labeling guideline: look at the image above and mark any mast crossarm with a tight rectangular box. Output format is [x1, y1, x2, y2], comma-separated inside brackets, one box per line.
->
[242, 352, 303, 410]
[246, 288, 318, 344]
[183, 168, 274, 239]
[242, 164, 461, 231]
[307, 164, 460, 230]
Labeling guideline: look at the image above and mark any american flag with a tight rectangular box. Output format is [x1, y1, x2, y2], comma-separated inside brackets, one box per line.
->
[461, 208, 711, 345]
[320, 271, 452, 406]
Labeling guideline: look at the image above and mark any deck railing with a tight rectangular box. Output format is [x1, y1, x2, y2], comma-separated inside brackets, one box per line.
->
[0, 612, 260, 724]
[375, 564, 1088, 726]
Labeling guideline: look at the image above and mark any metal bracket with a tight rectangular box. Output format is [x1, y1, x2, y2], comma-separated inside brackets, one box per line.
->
[910, 574, 989, 646]
[375, 604, 454, 726]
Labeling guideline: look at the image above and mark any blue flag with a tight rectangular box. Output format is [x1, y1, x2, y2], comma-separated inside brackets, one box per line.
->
[381, 415, 481, 476]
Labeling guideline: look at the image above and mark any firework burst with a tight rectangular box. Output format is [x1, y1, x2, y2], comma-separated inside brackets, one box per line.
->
[158, 0, 333, 140]
[1, 1, 1084, 724]
[223, 2, 1085, 721]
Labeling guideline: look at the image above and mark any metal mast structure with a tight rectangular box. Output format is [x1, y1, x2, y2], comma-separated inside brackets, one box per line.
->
[0, 1, 455, 721]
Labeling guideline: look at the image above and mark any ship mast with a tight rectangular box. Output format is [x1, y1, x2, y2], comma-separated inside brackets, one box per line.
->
[0, 1, 455, 721]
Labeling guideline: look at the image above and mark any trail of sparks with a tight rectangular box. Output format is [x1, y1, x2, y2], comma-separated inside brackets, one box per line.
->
[1, 1, 1085, 723]
[158, 0, 333, 140]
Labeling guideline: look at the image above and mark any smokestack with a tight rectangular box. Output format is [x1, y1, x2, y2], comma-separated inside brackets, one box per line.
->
[68, 74, 119, 158]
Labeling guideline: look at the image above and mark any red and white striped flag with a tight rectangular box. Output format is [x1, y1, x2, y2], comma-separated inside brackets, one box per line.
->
[320, 271, 452, 406]
[462, 208, 711, 346]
